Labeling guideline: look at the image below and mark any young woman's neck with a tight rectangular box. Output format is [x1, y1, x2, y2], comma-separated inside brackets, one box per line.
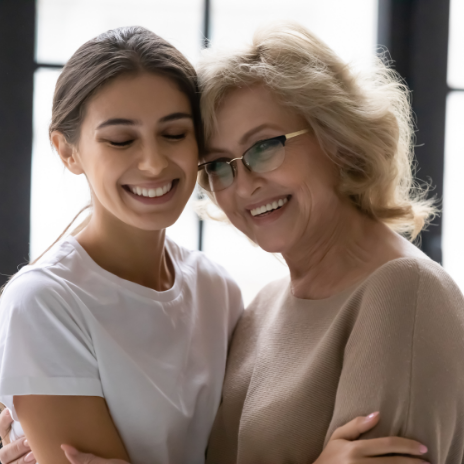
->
[76, 208, 174, 292]
[282, 199, 410, 300]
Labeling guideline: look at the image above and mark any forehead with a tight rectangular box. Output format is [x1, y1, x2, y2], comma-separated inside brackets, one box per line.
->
[85, 72, 191, 124]
[211, 84, 302, 143]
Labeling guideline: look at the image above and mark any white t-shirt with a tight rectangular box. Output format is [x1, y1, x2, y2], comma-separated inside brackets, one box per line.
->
[0, 236, 243, 464]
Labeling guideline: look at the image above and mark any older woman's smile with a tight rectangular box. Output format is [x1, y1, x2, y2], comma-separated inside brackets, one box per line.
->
[248, 195, 289, 217]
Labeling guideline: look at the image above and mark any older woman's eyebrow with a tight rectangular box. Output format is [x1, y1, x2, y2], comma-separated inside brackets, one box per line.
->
[239, 123, 282, 145]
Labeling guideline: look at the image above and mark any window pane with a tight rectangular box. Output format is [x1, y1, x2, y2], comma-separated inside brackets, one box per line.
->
[443, 91, 464, 290]
[210, 0, 378, 68]
[36, 0, 203, 65]
[30, 69, 91, 261]
[448, 0, 464, 89]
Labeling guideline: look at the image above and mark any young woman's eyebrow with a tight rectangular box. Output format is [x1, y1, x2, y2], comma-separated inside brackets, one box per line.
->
[158, 112, 193, 123]
[96, 118, 141, 129]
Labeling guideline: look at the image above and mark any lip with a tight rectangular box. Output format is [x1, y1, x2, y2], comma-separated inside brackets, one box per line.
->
[247, 195, 291, 224]
[123, 179, 178, 205]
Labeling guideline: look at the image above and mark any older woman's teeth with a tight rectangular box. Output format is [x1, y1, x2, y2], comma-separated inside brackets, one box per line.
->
[131, 182, 172, 198]
[250, 197, 288, 217]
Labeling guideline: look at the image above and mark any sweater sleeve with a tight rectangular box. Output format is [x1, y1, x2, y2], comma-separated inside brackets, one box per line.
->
[324, 259, 464, 464]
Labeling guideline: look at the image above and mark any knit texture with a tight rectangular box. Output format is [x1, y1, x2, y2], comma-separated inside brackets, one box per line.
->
[207, 258, 464, 464]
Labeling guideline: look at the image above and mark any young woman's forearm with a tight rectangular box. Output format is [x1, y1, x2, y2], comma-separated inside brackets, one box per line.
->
[14, 395, 129, 464]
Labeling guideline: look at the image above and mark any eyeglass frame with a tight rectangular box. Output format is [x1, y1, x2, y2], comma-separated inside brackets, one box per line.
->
[197, 129, 309, 191]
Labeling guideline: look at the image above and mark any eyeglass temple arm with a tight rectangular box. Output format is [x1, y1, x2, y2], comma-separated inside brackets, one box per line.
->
[285, 129, 309, 140]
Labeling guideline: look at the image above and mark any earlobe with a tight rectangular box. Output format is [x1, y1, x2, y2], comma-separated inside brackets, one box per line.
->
[50, 131, 84, 175]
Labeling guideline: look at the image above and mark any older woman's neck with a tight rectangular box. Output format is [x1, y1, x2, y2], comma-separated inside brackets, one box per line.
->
[283, 203, 404, 300]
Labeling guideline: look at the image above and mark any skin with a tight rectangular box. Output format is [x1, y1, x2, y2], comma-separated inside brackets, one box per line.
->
[12, 72, 199, 464]
[207, 84, 427, 299]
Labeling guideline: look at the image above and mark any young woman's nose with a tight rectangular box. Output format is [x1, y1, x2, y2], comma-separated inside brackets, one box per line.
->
[137, 141, 169, 175]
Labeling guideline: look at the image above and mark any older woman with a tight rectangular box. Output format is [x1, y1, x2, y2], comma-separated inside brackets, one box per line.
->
[197, 22, 464, 464]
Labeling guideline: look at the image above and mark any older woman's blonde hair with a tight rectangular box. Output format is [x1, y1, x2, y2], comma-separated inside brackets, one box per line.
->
[197, 21, 436, 240]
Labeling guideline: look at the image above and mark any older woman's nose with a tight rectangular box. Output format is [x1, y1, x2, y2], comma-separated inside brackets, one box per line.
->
[233, 160, 262, 197]
[137, 142, 169, 175]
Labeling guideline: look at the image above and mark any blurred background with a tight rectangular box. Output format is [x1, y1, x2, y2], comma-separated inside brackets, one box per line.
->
[0, 0, 462, 304]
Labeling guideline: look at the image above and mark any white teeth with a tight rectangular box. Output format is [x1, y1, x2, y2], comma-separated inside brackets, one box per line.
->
[250, 197, 288, 217]
[130, 182, 173, 198]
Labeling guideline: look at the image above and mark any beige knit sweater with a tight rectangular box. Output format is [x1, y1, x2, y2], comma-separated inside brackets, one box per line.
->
[207, 258, 464, 464]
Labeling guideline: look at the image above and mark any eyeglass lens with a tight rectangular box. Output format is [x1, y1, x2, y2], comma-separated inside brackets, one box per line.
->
[198, 138, 286, 192]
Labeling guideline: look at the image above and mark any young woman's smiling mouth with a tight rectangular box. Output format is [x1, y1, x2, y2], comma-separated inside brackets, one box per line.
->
[123, 179, 178, 204]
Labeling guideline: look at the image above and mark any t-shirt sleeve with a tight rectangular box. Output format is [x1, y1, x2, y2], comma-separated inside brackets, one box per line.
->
[0, 270, 102, 419]
[324, 260, 464, 464]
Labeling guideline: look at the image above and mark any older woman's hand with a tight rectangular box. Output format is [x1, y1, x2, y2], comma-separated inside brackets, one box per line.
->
[61, 445, 130, 464]
[314, 412, 429, 464]
[0, 409, 35, 464]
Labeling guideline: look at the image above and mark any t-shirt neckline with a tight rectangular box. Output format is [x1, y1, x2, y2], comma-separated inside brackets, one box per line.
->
[65, 235, 183, 303]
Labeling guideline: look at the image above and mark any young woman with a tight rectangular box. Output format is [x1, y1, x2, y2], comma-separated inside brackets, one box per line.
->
[0, 26, 243, 464]
[0, 25, 429, 464]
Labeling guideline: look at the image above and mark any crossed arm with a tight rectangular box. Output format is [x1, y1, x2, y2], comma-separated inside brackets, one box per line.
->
[4, 396, 129, 464]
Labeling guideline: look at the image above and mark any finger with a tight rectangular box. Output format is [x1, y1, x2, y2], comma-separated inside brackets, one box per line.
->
[11, 451, 36, 464]
[0, 439, 32, 464]
[363, 457, 429, 464]
[351, 436, 428, 458]
[61, 445, 100, 464]
[0, 408, 14, 440]
[330, 412, 380, 441]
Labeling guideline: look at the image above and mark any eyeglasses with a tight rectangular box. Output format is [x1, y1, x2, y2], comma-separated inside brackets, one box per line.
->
[197, 129, 309, 192]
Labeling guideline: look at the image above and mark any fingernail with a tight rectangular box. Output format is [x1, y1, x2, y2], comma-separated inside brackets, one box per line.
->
[366, 411, 379, 420]
[24, 452, 35, 462]
[23, 439, 30, 448]
[419, 445, 428, 453]
[61, 445, 78, 456]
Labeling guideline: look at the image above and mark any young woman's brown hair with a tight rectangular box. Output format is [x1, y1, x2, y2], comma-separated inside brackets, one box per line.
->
[34, 26, 203, 263]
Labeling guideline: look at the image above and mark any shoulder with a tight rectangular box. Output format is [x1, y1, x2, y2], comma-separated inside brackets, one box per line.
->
[166, 238, 244, 324]
[359, 257, 462, 303]
[168, 238, 241, 292]
[0, 241, 80, 317]
[352, 257, 464, 331]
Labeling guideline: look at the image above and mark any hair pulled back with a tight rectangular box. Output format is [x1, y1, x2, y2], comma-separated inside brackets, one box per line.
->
[51, 26, 202, 149]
